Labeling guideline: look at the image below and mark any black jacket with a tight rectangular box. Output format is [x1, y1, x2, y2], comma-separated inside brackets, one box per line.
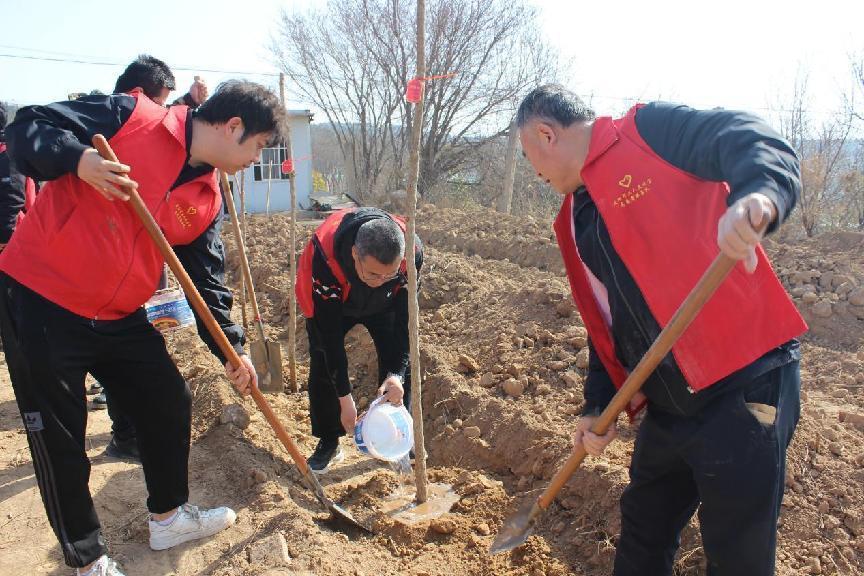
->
[0, 134, 29, 244]
[580, 102, 801, 417]
[309, 208, 423, 396]
[4, 94, 244, 363]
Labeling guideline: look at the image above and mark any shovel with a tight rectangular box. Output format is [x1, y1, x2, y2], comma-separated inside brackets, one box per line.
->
[218, 171, 283, 392]
[490, 250, 745, 554]
[92, 135, 370, 533]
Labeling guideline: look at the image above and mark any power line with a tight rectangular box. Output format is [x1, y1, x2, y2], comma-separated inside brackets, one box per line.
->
[0, 49, 855, 120]
[0, 43, 114, 60]
[0, 53, 279, 77]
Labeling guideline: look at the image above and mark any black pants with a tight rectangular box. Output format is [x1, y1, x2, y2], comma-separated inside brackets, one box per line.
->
[101, 263, 169, 442]
[104, 386, 136, 442]
[614, 360, 800, 576]
[306, 313, 411, 440]
[0, 275, 191, 568]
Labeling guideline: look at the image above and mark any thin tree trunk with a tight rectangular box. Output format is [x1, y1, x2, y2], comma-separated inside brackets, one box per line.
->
[497, 116, 518, 213]
[407, 0, 428, 505]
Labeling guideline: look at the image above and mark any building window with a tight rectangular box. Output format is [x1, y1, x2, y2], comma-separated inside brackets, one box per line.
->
[253, 147, 290, 181]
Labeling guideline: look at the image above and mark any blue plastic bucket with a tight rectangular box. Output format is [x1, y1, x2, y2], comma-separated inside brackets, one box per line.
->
[354, 397, 414, 462]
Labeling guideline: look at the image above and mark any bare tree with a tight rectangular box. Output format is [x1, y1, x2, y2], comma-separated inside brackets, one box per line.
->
[850, 52, 864, 123]
[776, 71, 855, 236]
[272, 1, 401, 202]
[839, 145, 864, 229]
[271, 0, 560, 204]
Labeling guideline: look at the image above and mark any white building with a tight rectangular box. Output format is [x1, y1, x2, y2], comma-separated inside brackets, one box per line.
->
[232, 109, 313, 214]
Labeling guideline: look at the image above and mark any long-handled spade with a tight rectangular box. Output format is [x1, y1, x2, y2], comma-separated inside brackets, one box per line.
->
[490, 249, 747, 554]
[92, 135, 370, 533]
[218, 171, 283, 393]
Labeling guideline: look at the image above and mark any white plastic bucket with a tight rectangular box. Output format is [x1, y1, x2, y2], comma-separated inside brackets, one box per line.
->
[144, 289, 195, 333]
[354, 397, 414, 462]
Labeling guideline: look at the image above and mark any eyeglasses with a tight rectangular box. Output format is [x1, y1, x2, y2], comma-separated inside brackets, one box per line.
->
[356, 256, 401, 282]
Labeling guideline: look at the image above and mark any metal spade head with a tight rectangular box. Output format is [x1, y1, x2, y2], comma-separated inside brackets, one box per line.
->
[303, 470, 372, 533]
[489, 495, 542, 555]
[251, 339, 282, 392]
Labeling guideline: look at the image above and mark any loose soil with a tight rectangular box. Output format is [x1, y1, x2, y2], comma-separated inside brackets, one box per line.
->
[0, 205, 861, 575]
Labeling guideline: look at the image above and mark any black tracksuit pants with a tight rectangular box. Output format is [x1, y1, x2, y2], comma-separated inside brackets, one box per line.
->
[613, 360, 800, 576]
[306, 313, 411, 440]
[0, 275, 191, 568]
[100, 264, 169, 443]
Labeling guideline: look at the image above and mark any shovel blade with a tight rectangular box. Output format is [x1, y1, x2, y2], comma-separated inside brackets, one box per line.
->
[251, 340, 281, 392]
[302, 470, 372, 533]
[266, 340, 283, 390]
[489, 495, 542, 555]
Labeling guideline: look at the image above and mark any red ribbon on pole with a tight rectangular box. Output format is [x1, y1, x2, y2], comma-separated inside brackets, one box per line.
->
[405, 72, 456, 103]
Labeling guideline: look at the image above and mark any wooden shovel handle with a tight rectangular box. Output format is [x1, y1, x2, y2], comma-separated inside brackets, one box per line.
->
[219, 171, 265, 337]
[91, 135, 311, 476]
[538, 251, 739, 509]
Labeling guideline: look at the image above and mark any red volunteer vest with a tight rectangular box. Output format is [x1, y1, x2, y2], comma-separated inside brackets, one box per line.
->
[296, 209, 409, 318]
[0, 94, 222, 319]
[554, 105, 807, 393]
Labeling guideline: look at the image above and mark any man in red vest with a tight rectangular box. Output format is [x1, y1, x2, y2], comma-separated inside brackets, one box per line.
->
[296, 207, 423, 473]
[84, 55, 211, 460]
[517, 85, 806, 576]
[0, 80, 285, 576]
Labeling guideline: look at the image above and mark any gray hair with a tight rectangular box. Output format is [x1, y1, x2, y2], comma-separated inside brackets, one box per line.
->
[516, 84, 595, 128]
[355, 218, 405, 265]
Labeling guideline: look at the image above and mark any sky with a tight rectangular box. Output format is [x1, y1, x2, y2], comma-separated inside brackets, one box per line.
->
[1, 0, 862, 130]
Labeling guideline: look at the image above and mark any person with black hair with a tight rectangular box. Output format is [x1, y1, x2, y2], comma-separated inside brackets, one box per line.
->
[0, 80, 286, 576]
[517, 84, 806, 576]
[296, 208, 424, 473]
[89, 55, 209, 458]
[113, 53, 208, 107]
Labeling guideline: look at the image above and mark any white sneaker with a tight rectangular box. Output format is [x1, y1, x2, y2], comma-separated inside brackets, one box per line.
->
[148, 503, 237, 551]
[76, 555, 125, 576]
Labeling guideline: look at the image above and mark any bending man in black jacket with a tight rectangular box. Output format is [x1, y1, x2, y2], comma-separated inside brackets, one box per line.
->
[296, 207, 423, 473]
[517, 85, 806, 576]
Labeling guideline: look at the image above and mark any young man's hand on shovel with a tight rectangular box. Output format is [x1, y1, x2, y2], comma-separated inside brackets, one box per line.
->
[77, 148, 137, 201]
[225, 354, 256, 396]
[572, 391, 646, 456]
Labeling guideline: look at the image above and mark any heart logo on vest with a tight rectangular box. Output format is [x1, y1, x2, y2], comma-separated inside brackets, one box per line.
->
[618, 175, 632, 188]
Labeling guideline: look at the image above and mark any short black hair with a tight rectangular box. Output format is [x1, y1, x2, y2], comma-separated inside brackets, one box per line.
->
[194, 80, 287, 144]
[517, 84, 595, 128]
[113, 54, 176, 98]
[355, 218, 405, 265]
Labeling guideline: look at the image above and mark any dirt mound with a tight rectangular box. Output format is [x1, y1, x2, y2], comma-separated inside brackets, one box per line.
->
[1, 206, 861, 575]
[218, 206, 864, 575]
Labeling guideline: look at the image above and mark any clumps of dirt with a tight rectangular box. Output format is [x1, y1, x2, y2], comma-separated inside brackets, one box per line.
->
[208, 205, 863, 574]
[768, 232, 864, 351]
[416, 204, 565, 274]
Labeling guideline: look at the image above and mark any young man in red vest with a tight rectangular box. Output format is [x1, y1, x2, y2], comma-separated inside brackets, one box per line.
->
[517, 85, 806, 576]
[0, 80, 285, 576]
[296, 208, 423, 473]
[84, 55, 210, 460]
